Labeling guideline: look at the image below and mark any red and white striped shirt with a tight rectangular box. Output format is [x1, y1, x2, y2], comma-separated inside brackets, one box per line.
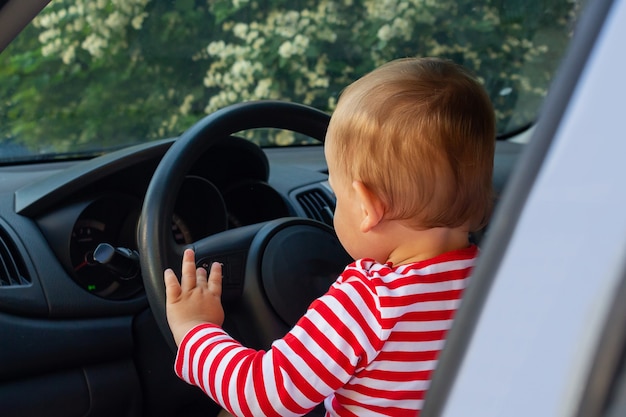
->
[175, 245, 478, 416]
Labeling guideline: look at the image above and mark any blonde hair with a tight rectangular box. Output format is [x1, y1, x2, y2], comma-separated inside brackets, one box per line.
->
[326, 57, 495, 231]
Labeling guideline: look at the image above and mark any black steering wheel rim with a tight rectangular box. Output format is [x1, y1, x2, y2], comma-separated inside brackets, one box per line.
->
[137, 100, 336, 350]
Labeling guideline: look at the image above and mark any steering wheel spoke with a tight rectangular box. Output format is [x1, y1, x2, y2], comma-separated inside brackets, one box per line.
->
[191, 221, 268, 302]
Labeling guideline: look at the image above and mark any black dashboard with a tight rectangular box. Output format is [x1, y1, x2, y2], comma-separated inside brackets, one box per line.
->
[0, 126, 344, 416]
[0, 135, 333, 317]
[26, 136, 307, 302]
[0, 129, 522, 417]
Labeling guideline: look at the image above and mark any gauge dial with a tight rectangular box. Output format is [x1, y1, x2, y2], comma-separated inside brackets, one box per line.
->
[172, 213, 192, 244]
[68, 178, 227, 299]
[172, 176, 228, 241]
[69, 196, 142, 300]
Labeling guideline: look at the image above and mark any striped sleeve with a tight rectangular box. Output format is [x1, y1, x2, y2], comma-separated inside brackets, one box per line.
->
[174, 268, 386, 417]
[173, 245, 478, 417]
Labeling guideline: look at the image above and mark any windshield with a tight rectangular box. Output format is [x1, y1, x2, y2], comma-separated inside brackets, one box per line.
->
[0, 0, 580, 163]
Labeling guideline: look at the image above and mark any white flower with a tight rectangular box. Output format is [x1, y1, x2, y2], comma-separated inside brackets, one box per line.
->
[232, 59, 253, 78]
[293, 34, 309, 50]
[38, 28, 60, 44]
[207, 41, 226, 56]
[233, 23, 248, 39]
[131, 13, 147, 30]
[278, 41, 296, 58]
[377, 24, 393, 42]
[105, 12, 127, 29]
[81, 33, 108, 58]
[61, 44, 76, 64]
[254, 78, 272, 98]
[179, 95, 194, 115]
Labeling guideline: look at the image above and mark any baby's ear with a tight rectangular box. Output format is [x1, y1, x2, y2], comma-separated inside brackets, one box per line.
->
[352, 181, 385, 233]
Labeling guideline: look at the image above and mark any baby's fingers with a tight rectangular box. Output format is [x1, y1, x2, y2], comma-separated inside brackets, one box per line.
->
[207, 262, 223, 297]
[163, 268, 181, 301]
[180, 249, 199, 292]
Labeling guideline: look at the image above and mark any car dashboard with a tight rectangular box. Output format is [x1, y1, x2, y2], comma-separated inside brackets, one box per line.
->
[0, 133, 337, 416]
[2, 134, 333, 308]
[0, 132, 522, 416]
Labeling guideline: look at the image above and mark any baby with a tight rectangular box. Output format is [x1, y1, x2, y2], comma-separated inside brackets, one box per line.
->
[164, 56, 495, 416]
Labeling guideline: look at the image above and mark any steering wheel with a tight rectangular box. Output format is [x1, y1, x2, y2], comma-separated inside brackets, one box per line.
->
[137, 101, 352, 353]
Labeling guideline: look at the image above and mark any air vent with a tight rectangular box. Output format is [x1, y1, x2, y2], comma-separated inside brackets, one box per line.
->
[0, 229, 31, 287]
[296, 188, 335, 226]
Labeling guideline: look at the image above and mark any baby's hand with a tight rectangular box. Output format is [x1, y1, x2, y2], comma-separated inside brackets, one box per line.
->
[164, 249, 225, 346]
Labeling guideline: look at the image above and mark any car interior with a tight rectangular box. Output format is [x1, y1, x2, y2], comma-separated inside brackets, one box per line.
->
[0, 0, 573, 416]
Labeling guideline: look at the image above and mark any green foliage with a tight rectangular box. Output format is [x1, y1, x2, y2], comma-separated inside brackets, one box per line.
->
[0, 0, 579, 154]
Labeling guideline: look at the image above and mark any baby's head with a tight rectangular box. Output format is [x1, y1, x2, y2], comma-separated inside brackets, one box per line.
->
[325, 57, 495, 234]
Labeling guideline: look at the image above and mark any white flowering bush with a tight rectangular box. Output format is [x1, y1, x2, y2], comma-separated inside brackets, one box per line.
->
[34, 0, 150, 63]
[1, 0, 580, 151]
